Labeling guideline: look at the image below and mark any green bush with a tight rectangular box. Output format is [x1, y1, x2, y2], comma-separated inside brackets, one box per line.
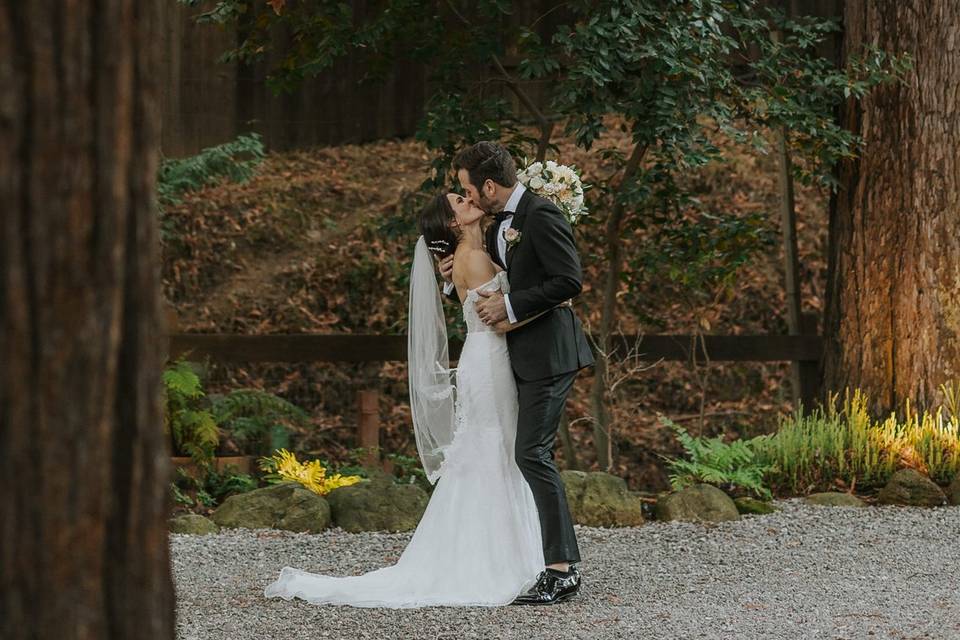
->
[164, 359, 219, 464]
[157, 132, 265, 209]
[157, 132, 265, 243]
[659, 414, 772, 499]
[164, 358, 311, 461]
[171, 464, 258, 511]
[756, 386, 960, 493]
[209, 388, 308, 456]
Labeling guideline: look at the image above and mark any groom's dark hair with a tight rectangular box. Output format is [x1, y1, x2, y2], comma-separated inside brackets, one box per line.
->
[453, 141, 517, 190]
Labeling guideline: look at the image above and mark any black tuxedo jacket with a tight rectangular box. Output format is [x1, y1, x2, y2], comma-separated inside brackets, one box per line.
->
[454, 189, 595, 381]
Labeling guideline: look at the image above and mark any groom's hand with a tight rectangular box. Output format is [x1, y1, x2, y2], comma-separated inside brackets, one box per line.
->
[437, 254, 454, 284]
[476, 290, 508, 325]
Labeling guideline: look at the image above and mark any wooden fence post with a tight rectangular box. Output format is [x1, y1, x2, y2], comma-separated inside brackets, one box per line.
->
[798, 312, 821, 413]
[357, 390, 381, 468]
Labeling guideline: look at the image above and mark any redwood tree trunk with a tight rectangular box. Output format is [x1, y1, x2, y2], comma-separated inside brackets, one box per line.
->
[0, 2, 174, 639]
[823, 1, 960, 414]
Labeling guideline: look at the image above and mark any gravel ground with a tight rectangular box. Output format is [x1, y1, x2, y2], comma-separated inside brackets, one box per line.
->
[172, 499, 960, 640]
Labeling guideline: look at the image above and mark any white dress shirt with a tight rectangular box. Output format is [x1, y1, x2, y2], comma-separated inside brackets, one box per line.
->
[443, 183, 525, 324]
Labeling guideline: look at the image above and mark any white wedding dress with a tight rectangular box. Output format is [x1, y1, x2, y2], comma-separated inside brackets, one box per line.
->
[263, 271, 544, 607]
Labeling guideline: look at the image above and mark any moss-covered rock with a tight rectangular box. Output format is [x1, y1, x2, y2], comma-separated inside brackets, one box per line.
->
[326, 480, 429, 532]
[734, 496, 779, 515]
[654, 484, 739, 523]
[211, 482, 331, 532]
[877, 468, 947, 507]
[560, 470, 645, 527]
[169, 514, 219, 535]
[804, 492, 867, 507]
[948, 474, 960, 506]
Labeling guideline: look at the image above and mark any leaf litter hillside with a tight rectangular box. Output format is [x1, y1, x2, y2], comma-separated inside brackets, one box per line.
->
[161, 123, 830, 490]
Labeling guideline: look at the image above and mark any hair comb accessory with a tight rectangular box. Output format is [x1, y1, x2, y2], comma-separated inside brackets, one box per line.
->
[426, 238, 451, 255]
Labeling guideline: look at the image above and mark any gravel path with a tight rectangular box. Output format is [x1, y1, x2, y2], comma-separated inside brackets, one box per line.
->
[172, 499, 960, 640]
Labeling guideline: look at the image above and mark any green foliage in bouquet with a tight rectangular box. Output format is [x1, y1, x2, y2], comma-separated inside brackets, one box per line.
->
[659, 414, 772, 499]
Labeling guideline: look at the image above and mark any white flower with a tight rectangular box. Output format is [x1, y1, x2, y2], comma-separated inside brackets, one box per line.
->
[517, 158, 589, 225]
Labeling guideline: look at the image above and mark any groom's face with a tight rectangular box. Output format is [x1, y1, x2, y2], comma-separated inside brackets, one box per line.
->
[457, 169, 497, 214]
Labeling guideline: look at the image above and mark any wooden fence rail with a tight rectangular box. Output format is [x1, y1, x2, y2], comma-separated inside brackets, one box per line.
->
[168, 333, 823, 364]
[166, 332, 823, 469]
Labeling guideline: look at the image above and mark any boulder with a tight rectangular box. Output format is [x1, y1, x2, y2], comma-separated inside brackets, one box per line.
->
[877, 468, 947, 507]
[804, 492, 867, 507]
[560, 470, 645, 527]
[734, 497, 779, 515]
[211, 482, 331, 532]
[948, 474, 960, 506]
[326, 479, 429, 532]
[654, 484, 740, 523]
[170, 514, 219, 535]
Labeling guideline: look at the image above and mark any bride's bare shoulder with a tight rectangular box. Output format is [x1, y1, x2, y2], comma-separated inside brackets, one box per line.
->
[453, 248, 497, 290]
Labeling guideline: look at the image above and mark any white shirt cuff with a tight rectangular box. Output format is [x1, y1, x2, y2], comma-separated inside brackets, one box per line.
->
[443, 281, 455, 296]
[504, 293, 518, 324]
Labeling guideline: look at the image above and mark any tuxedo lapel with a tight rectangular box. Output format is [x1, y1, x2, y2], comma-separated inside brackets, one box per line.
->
[486, 216, 505, 269]
[505, 190, 533, 270]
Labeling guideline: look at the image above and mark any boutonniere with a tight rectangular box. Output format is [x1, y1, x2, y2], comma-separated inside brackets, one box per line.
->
[503, 227, 522, 250]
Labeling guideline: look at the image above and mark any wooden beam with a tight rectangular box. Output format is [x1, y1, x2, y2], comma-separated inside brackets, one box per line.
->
[168, 333, 823, 364]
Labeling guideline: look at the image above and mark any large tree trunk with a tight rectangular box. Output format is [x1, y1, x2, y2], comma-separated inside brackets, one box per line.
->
[823, 1, 960, 415]
[0, 2, 174, 639]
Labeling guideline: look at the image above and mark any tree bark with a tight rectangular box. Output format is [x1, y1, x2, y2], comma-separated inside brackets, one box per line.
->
[823, 1, 960, 415]
[589, 141, 647, 471]
[0, 2, 174, 639]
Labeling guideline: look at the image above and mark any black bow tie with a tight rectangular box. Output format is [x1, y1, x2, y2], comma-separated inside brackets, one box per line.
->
[495, 210, 514, 224]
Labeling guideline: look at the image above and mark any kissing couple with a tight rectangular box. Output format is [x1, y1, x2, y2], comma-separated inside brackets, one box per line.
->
[264, 141, 595, 607]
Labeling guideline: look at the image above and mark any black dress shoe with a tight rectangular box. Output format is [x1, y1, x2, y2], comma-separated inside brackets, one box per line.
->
[511, 566, 581, 605]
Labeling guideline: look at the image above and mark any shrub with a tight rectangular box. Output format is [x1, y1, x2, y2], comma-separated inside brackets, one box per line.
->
[659, 414, 772, 499]
[756, 386, 960, 493]
[164, 359, 219, 464]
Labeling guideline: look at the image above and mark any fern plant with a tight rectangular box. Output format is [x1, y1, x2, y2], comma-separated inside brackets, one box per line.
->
[170, 464, 258, 511]
[659, 414, 773, 499]
[157, 132, 265, 209]
[209, 388, 309, 456]
[156, 132, 265, 244]
[163, 359, 219, 464]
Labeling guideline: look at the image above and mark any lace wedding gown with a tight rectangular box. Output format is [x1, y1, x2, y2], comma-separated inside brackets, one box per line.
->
[263, 271, 544, 607]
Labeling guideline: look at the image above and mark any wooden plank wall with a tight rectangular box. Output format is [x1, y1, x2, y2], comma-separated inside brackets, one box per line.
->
[159, 0, 841, 157]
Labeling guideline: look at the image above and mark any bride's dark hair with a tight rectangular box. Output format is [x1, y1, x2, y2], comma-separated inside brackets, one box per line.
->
[417, 193, 460, 259]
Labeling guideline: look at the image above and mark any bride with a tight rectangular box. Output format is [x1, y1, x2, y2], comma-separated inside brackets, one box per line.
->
[263, 192, 549, 607]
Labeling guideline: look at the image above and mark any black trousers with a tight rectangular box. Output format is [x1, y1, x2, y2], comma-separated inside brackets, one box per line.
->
[514, 369, 581, 565]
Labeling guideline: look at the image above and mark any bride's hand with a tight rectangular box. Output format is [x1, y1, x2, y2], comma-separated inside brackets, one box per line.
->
[436, 254, 454, 284]
[493, 320, 512, 334]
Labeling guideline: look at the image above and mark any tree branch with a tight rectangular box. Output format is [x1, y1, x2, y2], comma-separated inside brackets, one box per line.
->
[444, 0, 554, 161]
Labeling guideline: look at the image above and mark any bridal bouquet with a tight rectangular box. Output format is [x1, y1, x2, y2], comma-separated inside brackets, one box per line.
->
[516, 159, 589, 225]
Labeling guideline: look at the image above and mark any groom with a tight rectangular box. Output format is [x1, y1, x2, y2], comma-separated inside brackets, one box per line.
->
[438, 141, 595, 605]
